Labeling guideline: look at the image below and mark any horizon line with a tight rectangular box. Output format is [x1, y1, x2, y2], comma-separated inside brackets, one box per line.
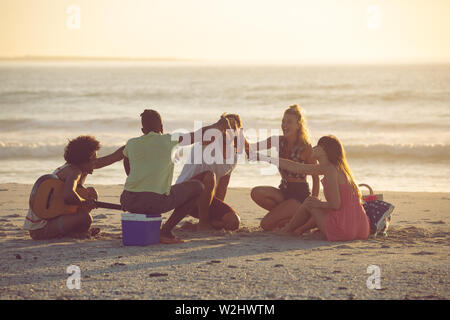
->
[1, 55, 450, 66]
[0, 55, 195, 62]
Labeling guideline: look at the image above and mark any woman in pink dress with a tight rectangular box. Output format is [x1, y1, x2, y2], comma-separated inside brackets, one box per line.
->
[261, 135, 370, 241]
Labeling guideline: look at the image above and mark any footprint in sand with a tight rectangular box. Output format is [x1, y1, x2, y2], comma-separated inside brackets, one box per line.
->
[411, 251, 435, 256]
[426, 220, 446, 225]
[112, 262, 126, 267]
[335, 245, 353, 249]
[5, 214, 21, 218]
[0, 223, 16, 229]
[149, 272, 168, 277]
[259, 257, 274, 261]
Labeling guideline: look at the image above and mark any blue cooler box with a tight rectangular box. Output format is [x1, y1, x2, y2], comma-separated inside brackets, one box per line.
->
[121, 213, 162, 246]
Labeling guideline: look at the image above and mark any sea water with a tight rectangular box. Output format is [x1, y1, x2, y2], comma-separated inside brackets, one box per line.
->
[0, 62, 449, 192]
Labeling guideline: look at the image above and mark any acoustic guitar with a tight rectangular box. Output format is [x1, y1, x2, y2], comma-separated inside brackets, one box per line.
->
[30, 174, 123, 219]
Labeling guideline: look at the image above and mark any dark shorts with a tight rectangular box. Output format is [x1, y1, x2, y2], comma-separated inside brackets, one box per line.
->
[120, 180, 204, 215]
[279, 181, 311, 203]
[189, 197, 236, 221]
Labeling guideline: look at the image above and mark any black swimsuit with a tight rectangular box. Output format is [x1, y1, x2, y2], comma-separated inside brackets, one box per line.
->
[278, 137, 311, 203]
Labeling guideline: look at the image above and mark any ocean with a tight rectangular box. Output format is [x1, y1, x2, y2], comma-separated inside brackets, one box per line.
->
[0, 62, 449, 193]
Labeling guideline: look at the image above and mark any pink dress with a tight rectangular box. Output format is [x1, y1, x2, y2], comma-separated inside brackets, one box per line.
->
[322, 178, 370, 241]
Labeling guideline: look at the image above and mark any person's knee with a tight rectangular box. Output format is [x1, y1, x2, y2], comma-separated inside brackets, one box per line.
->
[223, 212, 240, 231]
[250, 187, 262, 201]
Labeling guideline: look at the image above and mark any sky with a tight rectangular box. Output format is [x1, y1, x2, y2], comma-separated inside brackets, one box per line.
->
[1, 0, 450, 64]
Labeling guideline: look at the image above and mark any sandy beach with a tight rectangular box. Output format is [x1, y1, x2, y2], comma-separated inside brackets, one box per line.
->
[0, 183, 448, 300]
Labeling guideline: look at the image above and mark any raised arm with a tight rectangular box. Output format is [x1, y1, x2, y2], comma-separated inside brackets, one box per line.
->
[177, 117, 230, 147]
[304, 145, 320, 197]
[258, 154, 325, 176]
[279, 158, 324, 176]
[94, 145, 126, 169]
[245, 135, 278, 158]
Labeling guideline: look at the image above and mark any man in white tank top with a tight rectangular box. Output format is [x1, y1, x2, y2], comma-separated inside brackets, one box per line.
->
[175, 114, 243, 231]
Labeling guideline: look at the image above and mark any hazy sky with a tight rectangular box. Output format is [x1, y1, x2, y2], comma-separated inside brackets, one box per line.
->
[1, 0, 450, 63]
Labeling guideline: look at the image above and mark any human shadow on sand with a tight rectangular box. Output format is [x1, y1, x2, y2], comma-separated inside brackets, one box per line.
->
[1, 226, 337, 287]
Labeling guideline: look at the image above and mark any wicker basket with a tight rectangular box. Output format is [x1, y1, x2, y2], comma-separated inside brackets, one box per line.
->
[359, 184, 392, 237]
[358, 183, 383, 201]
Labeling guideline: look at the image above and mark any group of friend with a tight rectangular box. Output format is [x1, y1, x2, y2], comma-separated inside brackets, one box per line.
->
[24, 104, 370, 243]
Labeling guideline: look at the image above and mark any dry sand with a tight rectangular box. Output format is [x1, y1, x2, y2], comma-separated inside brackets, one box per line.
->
[0, 184, 449, 300]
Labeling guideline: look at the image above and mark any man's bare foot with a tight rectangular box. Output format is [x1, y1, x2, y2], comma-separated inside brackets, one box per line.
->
[160, 230, 185, 244]
[196, 221, 216, 231]
[160, 236, 185, 244]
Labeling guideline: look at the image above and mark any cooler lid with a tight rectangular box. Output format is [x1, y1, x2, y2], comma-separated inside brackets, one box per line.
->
[121, 213, 162, 222]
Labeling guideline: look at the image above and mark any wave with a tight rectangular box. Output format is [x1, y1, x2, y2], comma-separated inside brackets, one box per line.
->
[2, 113, 449, 133]
[254, 115, 449, 131]
[1, 141, 449, 162]
[0, 89, 186, 104]
[0, 118, 140, 132]
[246, 83, 355, 92]
[0, 142, 124, 160]
[2, 86, 449, 106]
[345, 144, 450, 161]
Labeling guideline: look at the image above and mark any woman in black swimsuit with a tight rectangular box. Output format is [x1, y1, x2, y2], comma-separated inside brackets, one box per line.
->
[248, 105, 319, 231]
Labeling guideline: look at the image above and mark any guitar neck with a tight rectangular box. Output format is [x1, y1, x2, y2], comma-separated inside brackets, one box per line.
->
[95, 201, 123, 211]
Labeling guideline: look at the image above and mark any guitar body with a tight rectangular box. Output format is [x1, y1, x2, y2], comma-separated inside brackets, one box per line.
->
[30, 174, 91, 219]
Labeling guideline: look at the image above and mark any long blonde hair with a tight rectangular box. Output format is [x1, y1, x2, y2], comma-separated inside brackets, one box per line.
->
[283, 104, 311, 147]
[318, 135, 362, 199]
